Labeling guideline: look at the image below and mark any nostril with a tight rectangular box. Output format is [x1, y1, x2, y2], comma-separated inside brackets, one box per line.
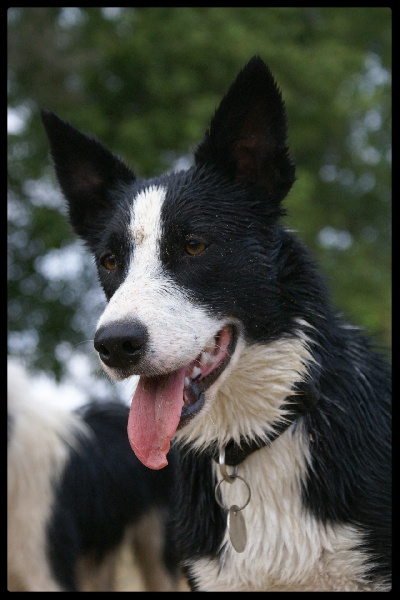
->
[93, 335, 111, 356]
[122, 339, 142, 355]
[96, 343, 111, 358]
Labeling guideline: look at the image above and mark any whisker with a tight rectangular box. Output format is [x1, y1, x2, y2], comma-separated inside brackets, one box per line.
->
[204, 406, 217, 432]
[73, 340, 94, 348]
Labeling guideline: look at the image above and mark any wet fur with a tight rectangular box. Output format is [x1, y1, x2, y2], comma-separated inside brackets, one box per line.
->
[41, 56, 391, 591]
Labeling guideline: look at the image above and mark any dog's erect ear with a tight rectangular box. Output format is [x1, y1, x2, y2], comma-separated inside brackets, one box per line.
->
[41, 110, 135, 239]
[195, 56, 295, 200]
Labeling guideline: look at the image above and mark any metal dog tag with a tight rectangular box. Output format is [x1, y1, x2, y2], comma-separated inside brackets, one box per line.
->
[228, 505, 247, 553]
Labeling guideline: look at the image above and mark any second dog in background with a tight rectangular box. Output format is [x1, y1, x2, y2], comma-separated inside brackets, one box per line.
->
[7, 360, 181, 592]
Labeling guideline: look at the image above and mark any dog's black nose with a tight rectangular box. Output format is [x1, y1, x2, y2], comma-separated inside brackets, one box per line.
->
[94, 321, 147, 370]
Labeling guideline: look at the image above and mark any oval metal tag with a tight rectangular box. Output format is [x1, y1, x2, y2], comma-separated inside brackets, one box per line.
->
[228, 505, 247, 553]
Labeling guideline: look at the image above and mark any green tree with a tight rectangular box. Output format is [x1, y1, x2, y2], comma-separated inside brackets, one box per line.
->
[8, 7, 391, 382]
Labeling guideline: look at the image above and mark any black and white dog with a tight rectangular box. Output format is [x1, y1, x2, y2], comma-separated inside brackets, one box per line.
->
[7, 360, 179, 591]
[42, 56, 391, 591]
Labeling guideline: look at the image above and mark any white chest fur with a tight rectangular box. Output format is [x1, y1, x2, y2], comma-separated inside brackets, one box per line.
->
[185, 427, 375, 591]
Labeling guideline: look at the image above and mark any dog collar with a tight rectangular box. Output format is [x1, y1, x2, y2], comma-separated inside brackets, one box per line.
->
[210, 365, 321, 467]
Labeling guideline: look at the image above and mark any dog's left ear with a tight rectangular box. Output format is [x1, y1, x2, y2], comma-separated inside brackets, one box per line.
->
[195, 56, 295, 201]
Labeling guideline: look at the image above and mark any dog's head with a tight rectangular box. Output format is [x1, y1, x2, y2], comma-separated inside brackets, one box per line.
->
[42, 57, 303, 469]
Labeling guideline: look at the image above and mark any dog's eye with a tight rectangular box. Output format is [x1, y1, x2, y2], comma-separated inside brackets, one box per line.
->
[101, 252, 117, 271]
[184, 239, 207, 256]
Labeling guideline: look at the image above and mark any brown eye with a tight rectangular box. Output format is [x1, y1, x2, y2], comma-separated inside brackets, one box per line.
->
[101, 253, 117, 271]
[184, 239, 207, 256]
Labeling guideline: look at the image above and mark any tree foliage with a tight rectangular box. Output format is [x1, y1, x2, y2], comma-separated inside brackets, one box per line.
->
[8, 7, 391, 382]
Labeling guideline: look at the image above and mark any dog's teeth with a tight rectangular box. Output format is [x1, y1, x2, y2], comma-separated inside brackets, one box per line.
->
[204, 342, 215, 354]
[184, 377, 190, 388]
[191, 366, 201, 379]
[200, 351, 211, 367]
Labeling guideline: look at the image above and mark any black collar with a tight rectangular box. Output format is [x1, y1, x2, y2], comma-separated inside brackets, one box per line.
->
[209, 365, 321, 467]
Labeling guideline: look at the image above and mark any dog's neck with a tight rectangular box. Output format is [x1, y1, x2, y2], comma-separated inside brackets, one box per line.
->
[208, 370, 320, 466]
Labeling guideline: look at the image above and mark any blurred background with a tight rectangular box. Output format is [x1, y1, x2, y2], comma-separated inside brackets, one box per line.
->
[8, 7, 391, 404]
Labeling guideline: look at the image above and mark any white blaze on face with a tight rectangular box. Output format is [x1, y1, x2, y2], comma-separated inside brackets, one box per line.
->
[129, 185, 165, 276]
[96, 185, 225, 378]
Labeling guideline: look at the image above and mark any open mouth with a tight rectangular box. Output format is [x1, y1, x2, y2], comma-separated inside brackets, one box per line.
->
[127, 325, 237, 470]
[181, 325, 237, 425]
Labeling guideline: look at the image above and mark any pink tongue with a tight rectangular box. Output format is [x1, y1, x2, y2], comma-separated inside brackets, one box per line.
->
[127, 368, 186, 470]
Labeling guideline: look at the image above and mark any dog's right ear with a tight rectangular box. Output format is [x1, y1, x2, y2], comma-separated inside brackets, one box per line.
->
[41, 110, 135, 240]
[194, 56, 295, 204]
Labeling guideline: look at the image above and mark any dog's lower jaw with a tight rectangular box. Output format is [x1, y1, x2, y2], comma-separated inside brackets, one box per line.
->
[178, 325, 238, 429]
